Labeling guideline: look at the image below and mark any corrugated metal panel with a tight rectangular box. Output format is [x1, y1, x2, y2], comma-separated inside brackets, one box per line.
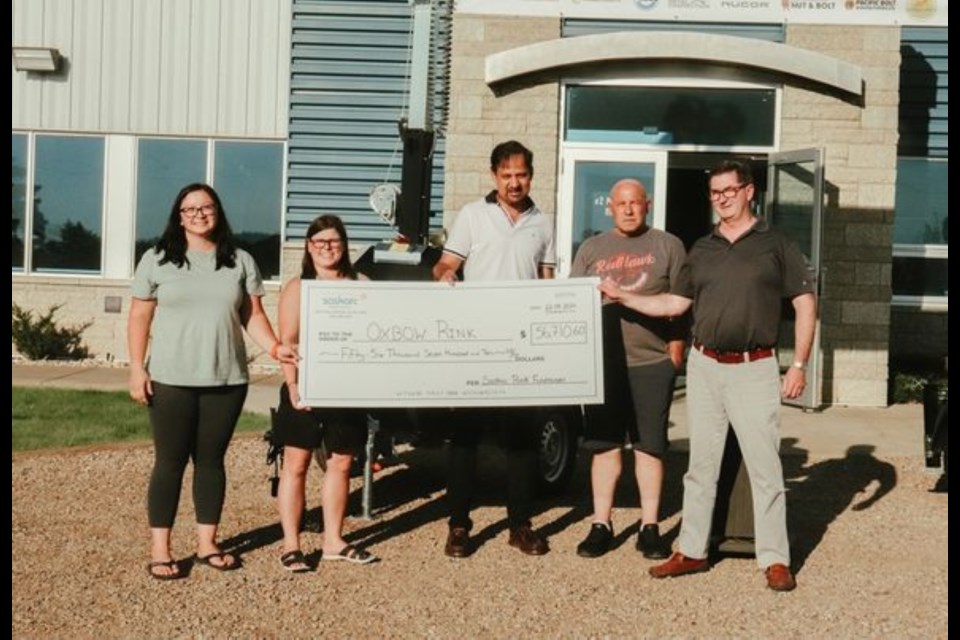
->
[899, 27, 947, 158]
[100, 0, 134, 128]
[561, 19, 784, 42]
[11, 0, 291, 137]
[287, 0, 450, 244]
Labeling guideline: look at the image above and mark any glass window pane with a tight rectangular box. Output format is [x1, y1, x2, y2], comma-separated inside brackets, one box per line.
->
[893, 158, 948, 245]
[213, 141, 283, 279]
[570, 160, 657, 258]
[566, 86, 776, 147]
[33, 136, 104, 273]
[12, 134, 27, 270]
[136, 139, 206, 264]
[893, 256, 948, 297]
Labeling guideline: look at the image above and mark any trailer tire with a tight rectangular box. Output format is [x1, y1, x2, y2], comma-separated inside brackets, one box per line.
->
[535, 407, 580, 496]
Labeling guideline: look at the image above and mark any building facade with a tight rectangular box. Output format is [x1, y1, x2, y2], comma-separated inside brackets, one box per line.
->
[12, 0, 947, 407]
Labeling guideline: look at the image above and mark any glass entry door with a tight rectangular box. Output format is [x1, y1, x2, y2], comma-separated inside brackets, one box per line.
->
[765, 148, 825, 410]
[556, 148, 667, 277]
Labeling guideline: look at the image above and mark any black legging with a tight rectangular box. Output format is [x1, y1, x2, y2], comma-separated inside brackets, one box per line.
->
[147, 382, 248, 528]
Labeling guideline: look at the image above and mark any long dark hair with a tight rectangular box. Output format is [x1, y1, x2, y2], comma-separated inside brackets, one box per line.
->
[301, 215, 357, 280]
[155, 183, 237, 269]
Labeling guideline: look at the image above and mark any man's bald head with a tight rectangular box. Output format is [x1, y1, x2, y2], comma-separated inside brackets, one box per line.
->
[608, 178, 650, 237]
[609, 178, 648, 201]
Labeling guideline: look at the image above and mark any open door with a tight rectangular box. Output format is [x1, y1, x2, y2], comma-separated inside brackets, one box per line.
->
[556, 148, 668, 277]
[765, 149, 824, 410]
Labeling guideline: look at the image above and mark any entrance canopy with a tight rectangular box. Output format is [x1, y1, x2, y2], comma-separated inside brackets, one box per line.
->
[485, 31, 863, 97]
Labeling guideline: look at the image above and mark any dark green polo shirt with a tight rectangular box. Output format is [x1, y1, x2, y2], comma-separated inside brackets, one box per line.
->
[677, 218, 815, 352]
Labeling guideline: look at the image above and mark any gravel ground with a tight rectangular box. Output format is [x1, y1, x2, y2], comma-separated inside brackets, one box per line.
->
[12, 436, 947, 639]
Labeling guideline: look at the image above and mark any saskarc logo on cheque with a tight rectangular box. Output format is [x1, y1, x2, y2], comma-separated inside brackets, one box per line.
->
[634, 0, 659, 9]
[321, 294, 362, 306]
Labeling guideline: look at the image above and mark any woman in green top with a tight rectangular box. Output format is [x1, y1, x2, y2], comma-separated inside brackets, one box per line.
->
[128, 183, 294, 580]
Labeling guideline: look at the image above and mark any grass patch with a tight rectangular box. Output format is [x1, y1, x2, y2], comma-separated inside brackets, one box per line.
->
[12, 387, 269, 452]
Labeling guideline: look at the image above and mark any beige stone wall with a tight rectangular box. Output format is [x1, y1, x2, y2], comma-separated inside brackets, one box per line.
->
[782, 25, 900, 406]
[442, 15, 561, 224]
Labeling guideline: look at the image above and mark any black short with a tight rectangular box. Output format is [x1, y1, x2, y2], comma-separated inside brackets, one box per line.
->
[582, 359, 676, 456]
[273, 385, 367, 455]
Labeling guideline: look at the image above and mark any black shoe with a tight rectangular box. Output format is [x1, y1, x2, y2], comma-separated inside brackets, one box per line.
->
[637, 523, 670, 560]
[444, 527, 471, 558]
[576, 522, 613, 558]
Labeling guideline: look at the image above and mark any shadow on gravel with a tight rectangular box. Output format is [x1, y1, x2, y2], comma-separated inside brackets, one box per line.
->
[216, 437, 897, 567]
[782, 440, 897, 572]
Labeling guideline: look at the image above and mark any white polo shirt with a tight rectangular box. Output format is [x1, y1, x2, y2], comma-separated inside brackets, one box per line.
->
[443, 191, 557, 282]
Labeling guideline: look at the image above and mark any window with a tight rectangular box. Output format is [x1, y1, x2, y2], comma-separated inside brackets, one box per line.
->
[12, 134, 283, 279]
[135, 139, 206, 264]
[894, 28, 947, 308]
[892, 157, 947, 301]
[214, 142, 283, 280]
[32, 136, 104, 273]
[12, 134, 27, 270]
[135, 139, 283, 279]
[565, 85, 777, 148]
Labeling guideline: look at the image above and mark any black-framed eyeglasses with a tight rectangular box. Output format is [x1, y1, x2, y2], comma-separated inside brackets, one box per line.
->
[708, 183, 749, 201]
[180, 204, 217, 218]
[308, 238, 343, 249]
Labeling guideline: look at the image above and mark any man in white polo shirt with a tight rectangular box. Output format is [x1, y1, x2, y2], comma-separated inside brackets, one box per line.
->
[433, 140, 556, 558]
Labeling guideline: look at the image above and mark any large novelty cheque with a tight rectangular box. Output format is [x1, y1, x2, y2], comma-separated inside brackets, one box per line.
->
[298, 279, 604, 408]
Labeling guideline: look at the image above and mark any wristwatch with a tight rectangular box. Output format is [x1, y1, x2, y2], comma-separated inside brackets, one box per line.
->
[791, 361, 807, 371]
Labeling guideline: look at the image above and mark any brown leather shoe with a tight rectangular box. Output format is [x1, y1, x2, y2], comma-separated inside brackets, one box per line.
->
[648, 552, 709, 579]
[508, 525, 549, 556]
[765, 564, 797, 592]
[444, 527, 471, 558]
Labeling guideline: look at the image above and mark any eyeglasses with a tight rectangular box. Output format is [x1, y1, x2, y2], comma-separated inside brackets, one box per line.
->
[308, 238, 343, 249]
[180, 204, 217, 218]
[708, 183, 750, 201]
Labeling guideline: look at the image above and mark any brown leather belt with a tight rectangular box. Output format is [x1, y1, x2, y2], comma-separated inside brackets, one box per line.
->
[693, 341, 775, 364]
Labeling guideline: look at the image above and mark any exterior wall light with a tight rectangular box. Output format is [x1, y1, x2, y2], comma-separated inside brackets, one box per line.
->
[12, 47, 62, 73]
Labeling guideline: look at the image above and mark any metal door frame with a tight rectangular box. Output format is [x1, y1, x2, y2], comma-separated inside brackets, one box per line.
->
[766, 147, 825, 410]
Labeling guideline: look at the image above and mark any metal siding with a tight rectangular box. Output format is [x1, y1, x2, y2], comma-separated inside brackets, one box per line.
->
[157, 0, 193, 134]
[188, 0, 223, 135]
[561, 19, 785, 42]
[100, 0, 134, 131]
[73, 0, 104, 130]
[288, 0, 449, 244]
[39, 0, 74, 128]
[12, 0, 290, 137]
[899, 27, 947, 158]
[219, 0, 250, 135]
[11, 1, 45, 129]
[128, 0, 163, 132]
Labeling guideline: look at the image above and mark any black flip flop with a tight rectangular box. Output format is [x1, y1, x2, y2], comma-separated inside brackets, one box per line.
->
[195, 552, 241, 571]
[147, 560, 185, 581]
[279, 550, 314, 573]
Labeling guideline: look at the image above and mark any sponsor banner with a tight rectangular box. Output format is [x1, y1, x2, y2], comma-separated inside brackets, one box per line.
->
[456, 0, 946, 27]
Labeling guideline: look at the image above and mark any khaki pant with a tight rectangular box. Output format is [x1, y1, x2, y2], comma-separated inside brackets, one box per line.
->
[677, 348, 790, 569]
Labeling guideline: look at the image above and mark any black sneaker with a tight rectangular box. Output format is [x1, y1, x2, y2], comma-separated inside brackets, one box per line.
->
[576, 522, 613, 558]
[637, 523, 670, 560]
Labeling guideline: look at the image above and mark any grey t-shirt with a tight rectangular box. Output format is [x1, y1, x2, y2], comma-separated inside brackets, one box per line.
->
[571, 227, 687, 367]
[131, 248, 265, 386]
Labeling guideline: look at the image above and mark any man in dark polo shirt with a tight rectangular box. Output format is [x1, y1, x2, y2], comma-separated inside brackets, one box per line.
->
[599, 159, 816, 592]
